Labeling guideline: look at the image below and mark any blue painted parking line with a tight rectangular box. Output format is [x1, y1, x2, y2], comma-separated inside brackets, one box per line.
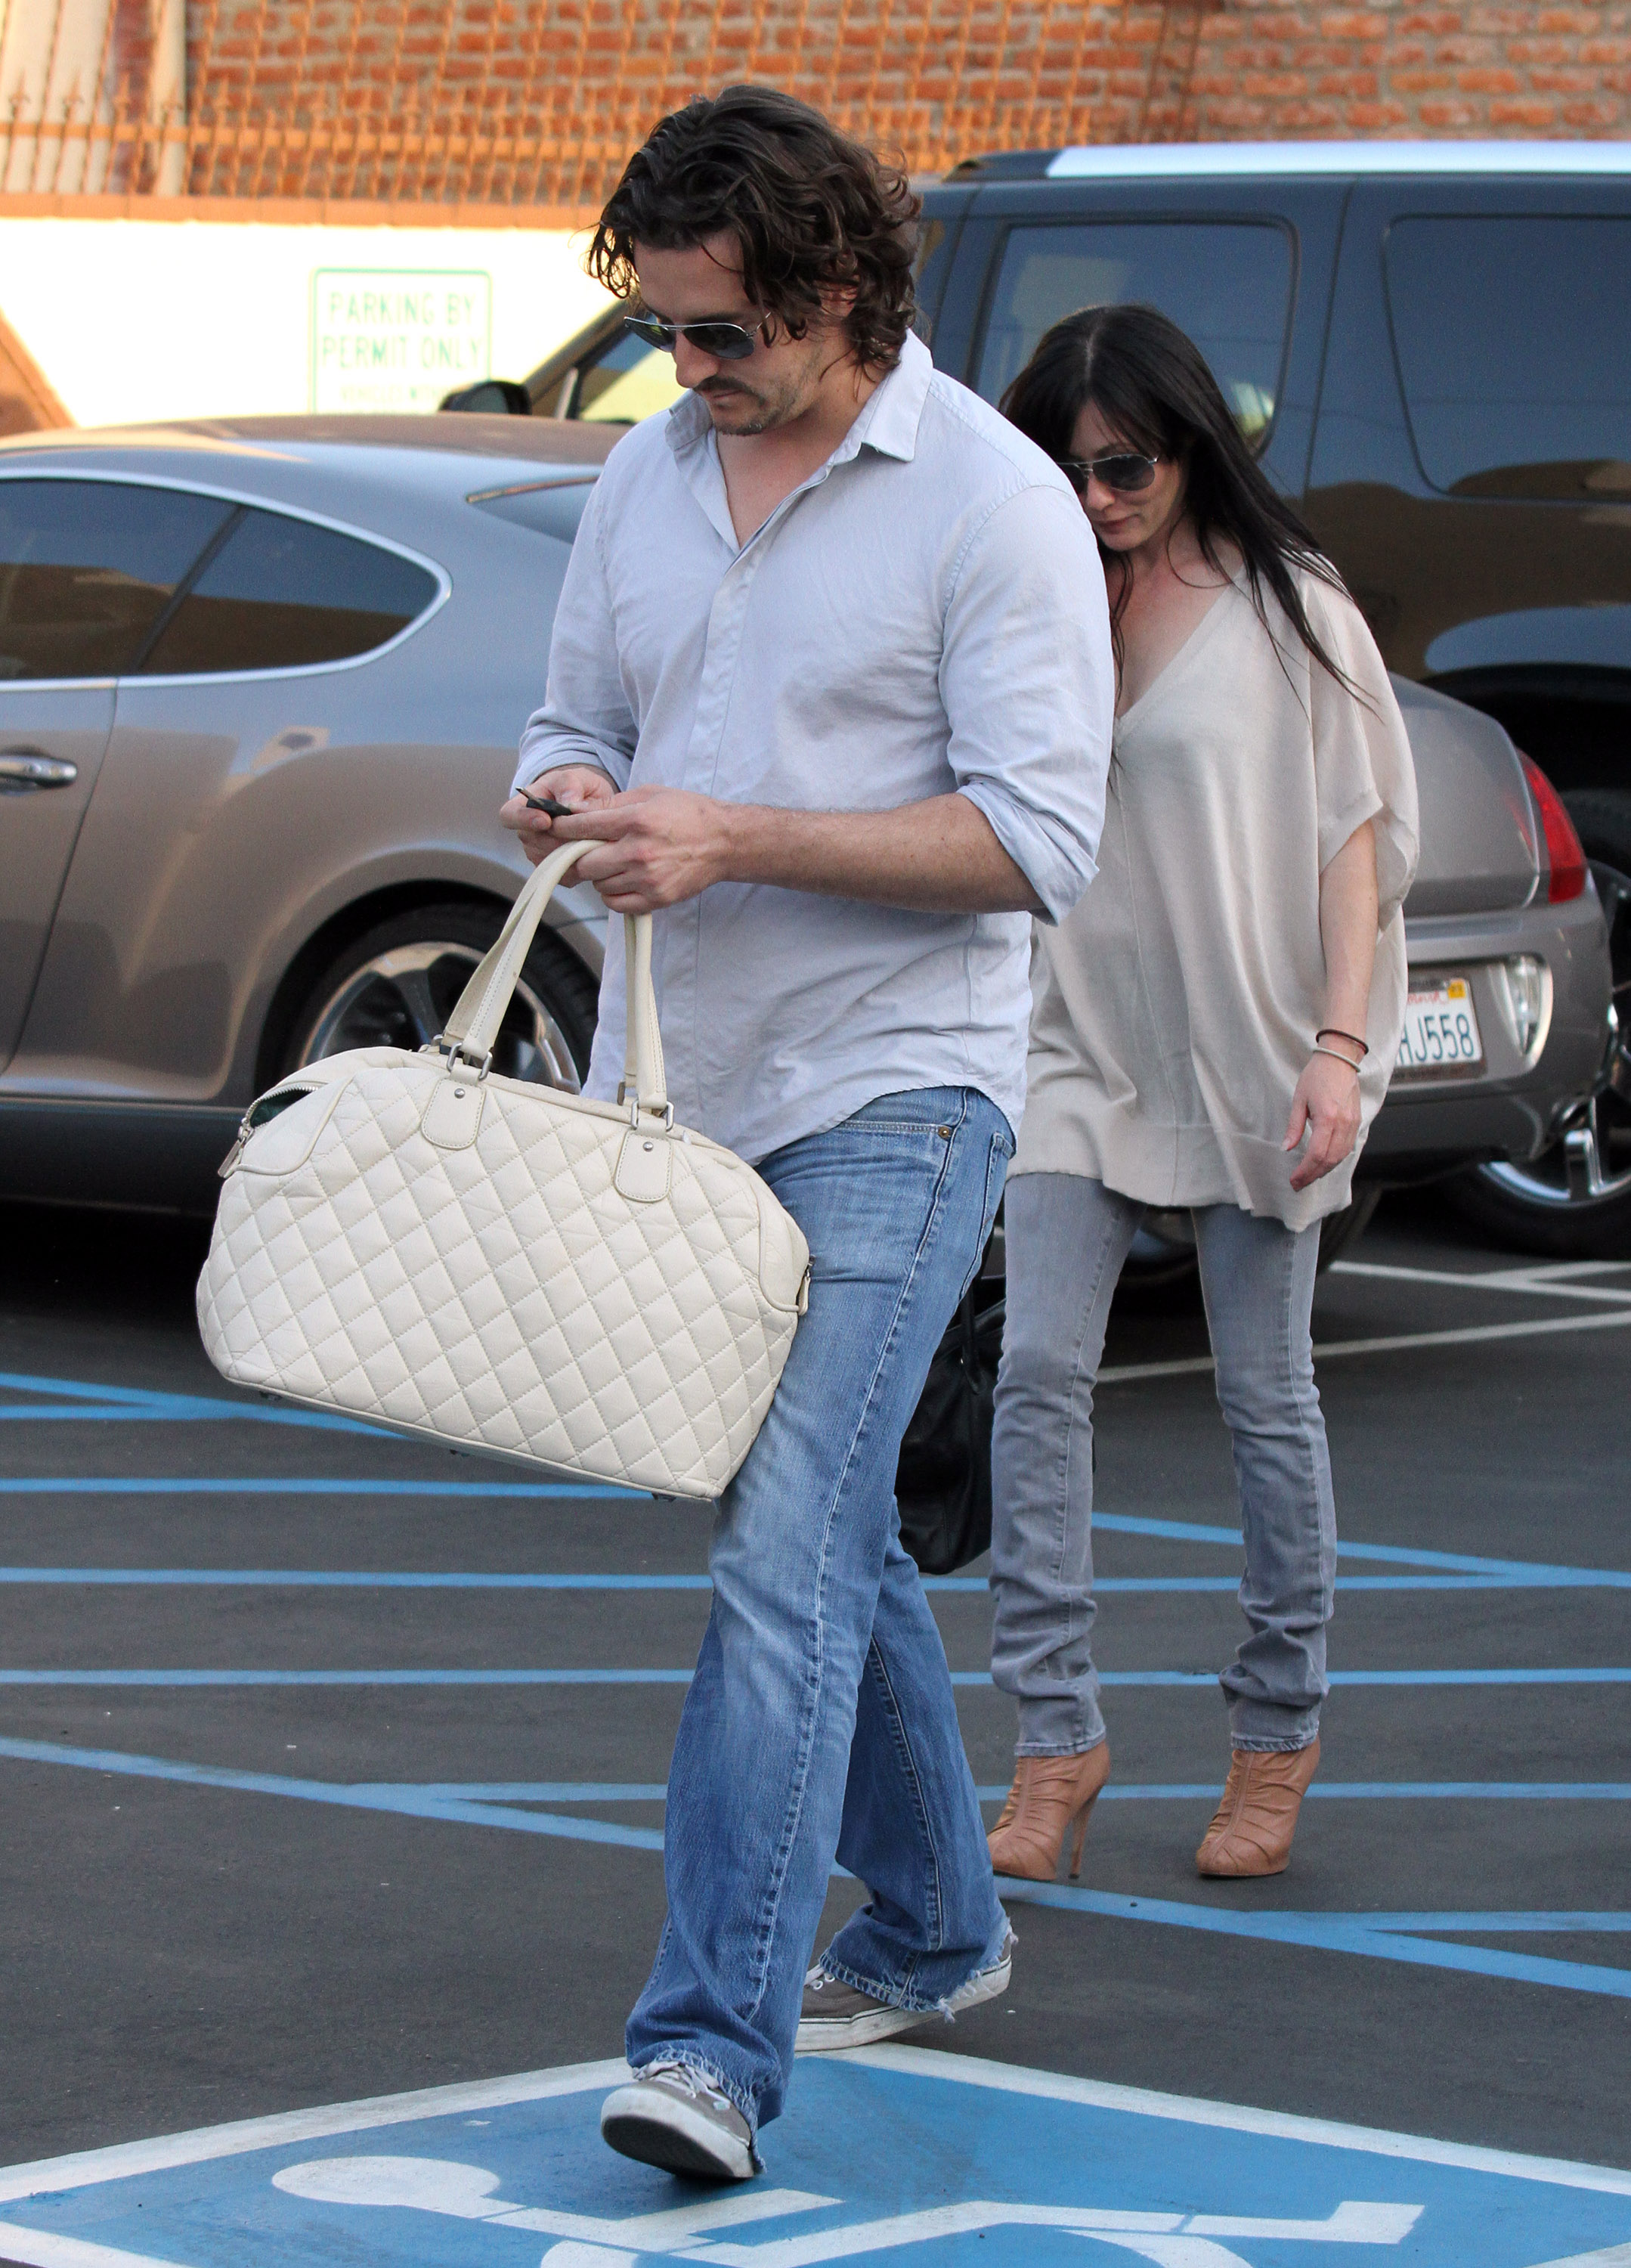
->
[8, 1480, 1627, 1585]
[0, 1737, 665, 1849]
[0, 1371, 382, 1433]
[5, 1740, 1625, 2002]
[0, 1567, 720, 1588]
[0, 1477, 652, 1500]
[0, 1668, 700, 1685]
[11, 1565, 1629, 1592]
[3, 1665, 1627, 1686]
[1095, 1511, 1631, 1586]
[0, 2046, 1627, 2266]
[8, 1748, 1626, 1809]
[373, 1778, 1631, 1804]
[996, 1879, 1631, 2002]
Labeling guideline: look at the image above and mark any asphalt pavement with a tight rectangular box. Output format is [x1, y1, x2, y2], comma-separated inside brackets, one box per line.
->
[0, 1189, 1626, 2267]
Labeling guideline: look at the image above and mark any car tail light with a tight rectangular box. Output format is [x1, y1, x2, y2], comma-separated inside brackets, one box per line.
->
[1520, 754, 1588, 903]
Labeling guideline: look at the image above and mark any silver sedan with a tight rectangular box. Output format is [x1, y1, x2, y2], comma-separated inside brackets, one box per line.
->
[0, 415, 1611, 1246]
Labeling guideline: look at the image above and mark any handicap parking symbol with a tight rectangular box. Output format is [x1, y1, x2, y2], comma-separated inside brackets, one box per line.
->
[1, 2047, 1628, 2268]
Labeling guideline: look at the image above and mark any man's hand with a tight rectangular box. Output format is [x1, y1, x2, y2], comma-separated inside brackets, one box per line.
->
[500, 764, 618, 868]
[1283, 1052, 1363, 1192]
[551, 787, 735, 912]
[504, 775, 1041, 916]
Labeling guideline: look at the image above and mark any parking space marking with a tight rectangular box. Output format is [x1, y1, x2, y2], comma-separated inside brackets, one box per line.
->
[5, 1500, 1626, 1588]
[0, 1737, 667, 1848]
[1094, 1512, 1631, 1585]
[0, 1476, 651, 1499]
[3, 1737, 1626, 2004]
[0, 1371, 378, 1431]
[995, 1881, 1631, 2000]
[0, 1568, 721, 1588]
[358, 1780, 1631, 1804]
[1100, 1305, 1631, 1383]
[1, 2046, 1629, 2267]
[1332, 1260, 1631, 1305]
[0, 2062, 632, 2207]
[6, 1489, 1626, 1585]
[10, 1565, 1629, 1591]
[4, 1665, 1626, 1686]
[8, 1744, 1626, 1814]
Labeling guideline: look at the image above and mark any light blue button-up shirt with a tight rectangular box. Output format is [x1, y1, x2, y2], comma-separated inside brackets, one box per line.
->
[515, 329, 1113, 1164]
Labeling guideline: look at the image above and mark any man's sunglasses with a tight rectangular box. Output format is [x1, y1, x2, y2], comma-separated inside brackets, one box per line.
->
[623, 312, 770, 362]
[1059, 451, 1162, 496]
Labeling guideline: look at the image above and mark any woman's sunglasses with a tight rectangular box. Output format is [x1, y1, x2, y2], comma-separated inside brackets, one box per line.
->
[1059, 452, 1162, 496]
[623, 312, 771, 362]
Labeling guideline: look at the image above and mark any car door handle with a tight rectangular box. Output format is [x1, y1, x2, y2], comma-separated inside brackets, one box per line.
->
[0, 748, 78, 792]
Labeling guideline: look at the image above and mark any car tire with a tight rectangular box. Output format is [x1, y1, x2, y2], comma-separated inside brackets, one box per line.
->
[1445, 795, 1631, 1259]
[1111, 1187, 1382, 1315]
[282, 900, 600, 1089]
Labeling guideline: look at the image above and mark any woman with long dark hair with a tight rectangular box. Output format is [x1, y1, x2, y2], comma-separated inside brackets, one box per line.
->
[987, 303, 1418, 1883]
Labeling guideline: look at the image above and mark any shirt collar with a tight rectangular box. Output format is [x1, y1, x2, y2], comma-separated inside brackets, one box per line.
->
[664, 327, 933, 468]
[850, 329, 933, 463]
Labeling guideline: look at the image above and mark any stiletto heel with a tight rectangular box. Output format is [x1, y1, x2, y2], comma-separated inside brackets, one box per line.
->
[1068, 1794, 1097, 1878]
[988, 1743, 1111, 1882]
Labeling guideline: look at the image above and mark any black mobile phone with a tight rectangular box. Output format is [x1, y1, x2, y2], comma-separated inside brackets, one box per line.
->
[519, 789, 575, 818]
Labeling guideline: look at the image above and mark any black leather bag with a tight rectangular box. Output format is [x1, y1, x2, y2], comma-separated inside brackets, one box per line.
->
[895, 1293, 1004, 1576]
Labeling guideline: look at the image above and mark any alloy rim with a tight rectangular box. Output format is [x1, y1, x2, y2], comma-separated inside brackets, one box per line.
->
[294, 940, 583, 1091]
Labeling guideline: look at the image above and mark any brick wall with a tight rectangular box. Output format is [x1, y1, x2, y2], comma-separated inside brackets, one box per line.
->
[1179, 3, 1631, 140]
[12, 0, 1631, 203]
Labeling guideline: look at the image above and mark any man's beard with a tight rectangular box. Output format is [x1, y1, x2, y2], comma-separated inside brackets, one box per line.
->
[695, 372, 806, 434]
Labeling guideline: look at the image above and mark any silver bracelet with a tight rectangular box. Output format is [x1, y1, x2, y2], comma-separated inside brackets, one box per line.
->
[1311, 1043, 1363, 1074]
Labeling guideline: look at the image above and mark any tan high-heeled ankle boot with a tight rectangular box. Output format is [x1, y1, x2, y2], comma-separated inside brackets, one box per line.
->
[1194, 1739, 1320, 1877]
[987, 1743, 1111, 1882]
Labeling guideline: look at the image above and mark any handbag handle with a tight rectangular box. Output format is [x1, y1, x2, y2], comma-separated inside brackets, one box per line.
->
[439, 838, 668, 1117]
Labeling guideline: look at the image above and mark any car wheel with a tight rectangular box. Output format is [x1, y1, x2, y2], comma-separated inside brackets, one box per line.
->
[1446, 798, 1631, 1258]
[283, 902, 599, 1089]
[1112, 1188, 1382, 1314]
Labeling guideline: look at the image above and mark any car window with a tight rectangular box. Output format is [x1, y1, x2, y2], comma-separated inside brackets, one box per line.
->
[568, 327, 686, 424]
[0, 479, 233, 680]
[138, 508, 439, 677]
[1385, 217, 1631, 498]
[468, 479, 596, 543]
[973, 222, 1295, 442]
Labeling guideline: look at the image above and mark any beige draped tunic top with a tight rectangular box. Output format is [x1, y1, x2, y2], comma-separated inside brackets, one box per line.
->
[1012, 567, 1420, 1230]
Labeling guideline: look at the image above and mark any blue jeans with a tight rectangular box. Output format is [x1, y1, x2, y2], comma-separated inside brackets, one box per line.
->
[627, 1087, 1014, 2140]
[990, 1173, 1336, 1758]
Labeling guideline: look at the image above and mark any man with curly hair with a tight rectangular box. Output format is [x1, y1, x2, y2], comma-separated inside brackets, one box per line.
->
[503, 84, 1112, 2180]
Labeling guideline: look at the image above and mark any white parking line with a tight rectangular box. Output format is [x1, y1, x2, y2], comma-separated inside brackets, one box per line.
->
[1100, 1306, 1631, 1386]
[1505, 1261, 1631, 1281]
[1332, 1260, 1631, 1305]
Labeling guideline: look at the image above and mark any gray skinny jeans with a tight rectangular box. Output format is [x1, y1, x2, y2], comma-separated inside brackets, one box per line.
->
[990, 1172, 1336, 1755]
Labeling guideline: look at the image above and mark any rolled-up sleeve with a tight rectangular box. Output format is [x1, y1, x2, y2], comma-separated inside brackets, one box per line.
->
[513, 485, 639, 795]
[940, 482, 1114, 925]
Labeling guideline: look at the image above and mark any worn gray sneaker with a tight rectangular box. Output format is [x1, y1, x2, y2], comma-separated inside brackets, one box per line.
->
[796, 1926, 1016, 2053]
[599, 2062, 758, 2182]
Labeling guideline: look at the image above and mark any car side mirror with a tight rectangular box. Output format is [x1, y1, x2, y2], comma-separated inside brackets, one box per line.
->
[438, 378, 533, 415]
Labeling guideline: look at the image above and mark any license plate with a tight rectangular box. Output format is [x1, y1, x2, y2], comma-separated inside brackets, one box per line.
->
[1393, 975, 1484, 1079]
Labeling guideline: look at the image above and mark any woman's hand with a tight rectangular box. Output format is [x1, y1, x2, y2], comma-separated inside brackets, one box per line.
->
[1283, 1052, 1363, 1191]
[500, 764, 618, 867]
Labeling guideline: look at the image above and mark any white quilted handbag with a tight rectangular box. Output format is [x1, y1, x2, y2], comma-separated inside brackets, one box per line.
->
[197, 839, 810, 1501]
